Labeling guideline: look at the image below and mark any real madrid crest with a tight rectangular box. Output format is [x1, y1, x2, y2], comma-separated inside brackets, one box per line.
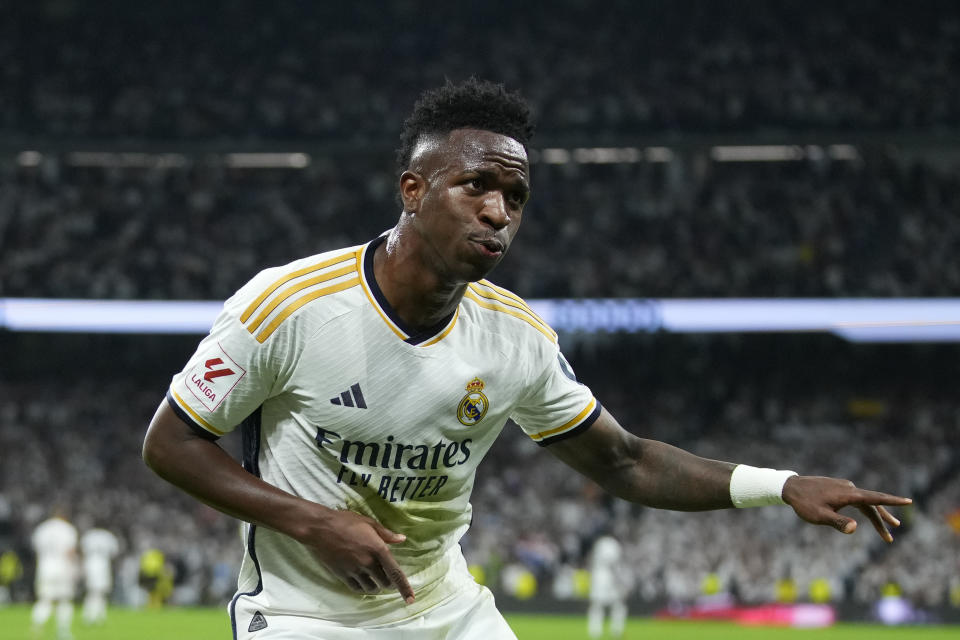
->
[457, 377, 489, 426]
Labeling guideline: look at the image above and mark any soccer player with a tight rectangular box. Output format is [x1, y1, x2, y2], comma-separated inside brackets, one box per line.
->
[79, 525, 120, 624]
[587, 533, 628, 638]
[31, 510, 79, 640]
[143, 78, 912, 639]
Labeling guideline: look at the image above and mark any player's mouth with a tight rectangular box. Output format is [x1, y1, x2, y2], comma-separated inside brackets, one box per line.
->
[471, 236, 505, 258]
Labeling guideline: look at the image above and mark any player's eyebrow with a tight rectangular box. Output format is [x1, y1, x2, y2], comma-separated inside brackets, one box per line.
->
[470, 166, 524, 179]
[469, 168, 531, 201]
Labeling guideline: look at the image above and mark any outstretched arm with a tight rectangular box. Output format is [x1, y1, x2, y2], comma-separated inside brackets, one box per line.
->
[142, 399, 416, 602]
[546, 408, 911, 541]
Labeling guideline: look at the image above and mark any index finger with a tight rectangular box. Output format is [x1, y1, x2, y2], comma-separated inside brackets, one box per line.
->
[378, 551, 415, 604]
[843, 489, 912, 507]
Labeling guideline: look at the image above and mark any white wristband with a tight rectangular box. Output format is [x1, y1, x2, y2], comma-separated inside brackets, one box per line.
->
[729, 464, 797, 508]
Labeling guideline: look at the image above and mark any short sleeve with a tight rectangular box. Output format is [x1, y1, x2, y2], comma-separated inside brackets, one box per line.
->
[167, 301, 285, 438]
[510, 350, 601, 446]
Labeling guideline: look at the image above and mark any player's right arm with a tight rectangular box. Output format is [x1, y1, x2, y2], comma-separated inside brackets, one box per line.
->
[142, 400, 415, 603]
[142, 263, 414, 602]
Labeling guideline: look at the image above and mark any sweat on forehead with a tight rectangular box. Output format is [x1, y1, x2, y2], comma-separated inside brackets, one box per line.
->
[408, 129, 528, 172]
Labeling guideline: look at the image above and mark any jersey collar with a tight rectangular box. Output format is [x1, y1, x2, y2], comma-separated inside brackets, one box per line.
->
[359, 234, 458, 346]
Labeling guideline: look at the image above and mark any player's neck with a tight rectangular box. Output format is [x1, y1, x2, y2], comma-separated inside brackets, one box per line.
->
[373, 238, 465, 330]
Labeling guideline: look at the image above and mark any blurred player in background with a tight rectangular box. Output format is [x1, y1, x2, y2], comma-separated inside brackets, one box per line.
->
[0, 548, 24, 605]
[143, 78, 912, 639]
[31, 509, 78, 640]
[80, 524, 120, 625]
[587, 533, 628, 638]
[139, 547, 174, 608]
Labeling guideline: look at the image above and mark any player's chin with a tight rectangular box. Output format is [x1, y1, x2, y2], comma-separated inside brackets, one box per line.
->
[460, 257, 502, 283]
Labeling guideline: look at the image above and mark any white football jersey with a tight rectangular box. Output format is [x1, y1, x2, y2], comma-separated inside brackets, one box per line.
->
[168, 235, 599, 626]
[32, 517, 78, 589]
[80, 528, 120, 592]
[589, 535, 625, 602]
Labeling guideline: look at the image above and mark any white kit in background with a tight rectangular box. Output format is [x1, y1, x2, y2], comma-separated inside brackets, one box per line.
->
[31, 515, 79, 640]
[80, 527, 121, 624]
[588, 534, 628, 639]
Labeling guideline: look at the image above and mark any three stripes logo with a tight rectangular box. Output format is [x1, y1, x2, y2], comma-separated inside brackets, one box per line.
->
[238, 251, 361, 344]
[330, 383, 367, 409]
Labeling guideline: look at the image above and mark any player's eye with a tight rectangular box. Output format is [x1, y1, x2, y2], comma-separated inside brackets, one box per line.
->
[508, 190, 527, 207]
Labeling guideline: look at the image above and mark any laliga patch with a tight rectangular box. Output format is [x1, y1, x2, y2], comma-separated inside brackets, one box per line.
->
[187, 342, 245, 412]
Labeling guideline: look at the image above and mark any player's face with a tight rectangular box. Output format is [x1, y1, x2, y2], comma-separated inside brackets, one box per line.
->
[402, 128, 530, 283]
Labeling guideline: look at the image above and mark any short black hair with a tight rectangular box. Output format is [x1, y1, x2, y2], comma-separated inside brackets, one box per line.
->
[396, 78, 535, 175]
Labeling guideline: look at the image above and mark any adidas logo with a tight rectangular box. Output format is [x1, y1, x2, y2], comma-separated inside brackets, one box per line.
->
[330, 383, 367, 409]
[248, 611, 268, 632]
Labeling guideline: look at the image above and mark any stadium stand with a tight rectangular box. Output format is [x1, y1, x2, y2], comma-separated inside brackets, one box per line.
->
[2, 152, 959, 299]
[1, 1, 957, 140]
[1, 336, 956, 612]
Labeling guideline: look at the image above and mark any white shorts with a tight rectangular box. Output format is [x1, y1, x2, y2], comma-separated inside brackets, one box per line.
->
[36, 578, 76, 601]
[84, 564, 113, 592]
[232, 581, 516, 640]
[589, 586, 623, 606]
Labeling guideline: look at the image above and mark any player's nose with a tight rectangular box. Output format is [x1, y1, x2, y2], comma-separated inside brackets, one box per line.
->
[479, 192, 510, 229]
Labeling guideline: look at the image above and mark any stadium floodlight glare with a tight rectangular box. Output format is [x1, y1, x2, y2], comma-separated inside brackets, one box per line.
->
[534, 146, 672, 164]
[571, 147, 643, 163]
[710, 145, 806, 162]
[2, 298, 960, 342]
[16, 150, 43, 167]
[708, 144, 860, 163]
[654, 298, 960, 341]
[64, 152, 190, 168]
[0, 298, 223, 334]
[643, 147, 674, 163]
[224, 152, 311, 169]
[827, 144, 860, 160]
[539, 148, 573, 164]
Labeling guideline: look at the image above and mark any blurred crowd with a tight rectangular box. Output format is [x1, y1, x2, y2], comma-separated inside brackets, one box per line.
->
[512, 152, 960, 298]
[2, 1, 959, 301]
[1, 337, 957, 612]
[2, 150, 959, 300]
[465, 338, 959, 611]
[0, 155, 395, 300]
[1, 1, 957, 140]
[0, 378, 242, 608]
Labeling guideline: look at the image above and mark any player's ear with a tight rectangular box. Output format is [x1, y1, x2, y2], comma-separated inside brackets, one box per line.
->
[399, 171, 426, 213]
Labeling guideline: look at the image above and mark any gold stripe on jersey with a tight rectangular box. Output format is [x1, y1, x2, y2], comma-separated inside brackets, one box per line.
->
[357, 247, 409, 340]
[419, 308, 460, 347]
[171, 390, 226, 436]
[475, 279, 552, 331]
[467, 282, 555, 338]
[254, 276, 361, 343]
[239, 252, 358, 324]
[528, 398, 597, 443]
[246, 262, 358, 333]
[464, 286, 558, 344]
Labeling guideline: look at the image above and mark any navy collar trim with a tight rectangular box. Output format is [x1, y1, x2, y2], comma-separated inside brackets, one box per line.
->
[363, 235, 456, 345]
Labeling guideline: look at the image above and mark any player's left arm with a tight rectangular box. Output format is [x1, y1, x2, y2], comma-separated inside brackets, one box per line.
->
[546, 407, 912, 541]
